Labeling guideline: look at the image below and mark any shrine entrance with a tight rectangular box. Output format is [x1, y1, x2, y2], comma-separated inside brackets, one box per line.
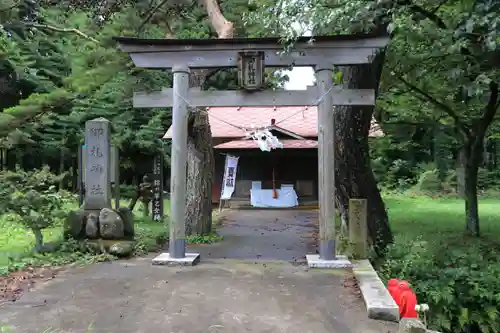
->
[114, 34, 389, 267]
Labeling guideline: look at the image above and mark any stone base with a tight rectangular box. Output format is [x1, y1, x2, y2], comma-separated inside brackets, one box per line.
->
[86, 240, 135, 257]
[352, 259, 400, 322]
[64, 207, 135, 241]
[306, 254, 352, 268]
[152, 252, 200, 266]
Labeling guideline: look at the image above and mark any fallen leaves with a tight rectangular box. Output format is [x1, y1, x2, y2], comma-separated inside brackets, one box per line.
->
[0, 266, 61, 305]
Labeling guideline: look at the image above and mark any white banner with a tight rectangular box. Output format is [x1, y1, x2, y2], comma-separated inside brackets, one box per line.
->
[220, 155, 239, 200]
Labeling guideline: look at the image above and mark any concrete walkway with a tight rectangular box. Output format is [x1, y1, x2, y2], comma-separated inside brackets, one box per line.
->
[191, 210, 320, 262]
[0, 210, 397, 333]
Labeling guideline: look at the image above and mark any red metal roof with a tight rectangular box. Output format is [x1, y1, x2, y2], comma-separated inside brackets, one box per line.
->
[214, 139, 318, 149]
[163, 106, 384, 139]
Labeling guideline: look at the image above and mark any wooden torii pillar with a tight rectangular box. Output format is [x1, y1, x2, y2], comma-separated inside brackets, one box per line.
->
[114, 35, 389, 267]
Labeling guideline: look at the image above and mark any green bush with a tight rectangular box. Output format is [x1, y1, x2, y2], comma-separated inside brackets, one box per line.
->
[443, 168, 500, 194]
[388, 159, 417, 188]
[417, 162, 439, 173]
[133, 216, 168, 254]
[413, 169, 442, 193]
[477, 168, 500, 191]
[370, 136, 423, 190]
[372, 157, 418, 190]
[371, 157, 387, 184]
[120, 184, 137, 199]
[0, 167, 70, 252]
[444, 170, 457, 192]
[378, 239, 500, 333]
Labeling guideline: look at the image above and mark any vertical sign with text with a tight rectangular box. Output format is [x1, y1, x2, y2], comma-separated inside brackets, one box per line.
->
[220, 155, 239, 200]
[84, 118, 111, 210]
[152, 154, 164, 222]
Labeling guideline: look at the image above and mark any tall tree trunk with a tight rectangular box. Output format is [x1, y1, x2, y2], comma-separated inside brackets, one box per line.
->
[464, 161, 480, 236]
[335, 59, 393, 256]
[183, 0, 233, 236]
[72, 152, 78, 192]
[185, 112, 214, 235]
[32, 228, 44, 252]
[461, 82, 498, 236]
[463, 139, 483, 236]
[59, 144, 65, 189]
[0, 148, 5, 171]
[184, 69, 214, 236]
[456, 147, 467, 197]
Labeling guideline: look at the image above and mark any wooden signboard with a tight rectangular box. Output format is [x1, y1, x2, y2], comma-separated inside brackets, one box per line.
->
[151, 154, 164, 222]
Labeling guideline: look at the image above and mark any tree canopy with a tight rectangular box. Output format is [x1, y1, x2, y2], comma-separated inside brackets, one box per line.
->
[1, 0, 499, 238]
[0, 0, 265, 178]
[246, 0, 500, 236]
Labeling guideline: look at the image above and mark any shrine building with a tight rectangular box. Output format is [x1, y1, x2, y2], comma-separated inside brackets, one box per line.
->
[163, 106, 383, 208]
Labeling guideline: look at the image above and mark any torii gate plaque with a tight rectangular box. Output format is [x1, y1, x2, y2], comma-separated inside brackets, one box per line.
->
[114, 35, 389, 267]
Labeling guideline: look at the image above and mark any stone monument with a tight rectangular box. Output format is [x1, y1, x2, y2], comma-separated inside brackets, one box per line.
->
[84, 117, 112, 210]
[348, 198, 368, 259]
[64, 117, 135, 256]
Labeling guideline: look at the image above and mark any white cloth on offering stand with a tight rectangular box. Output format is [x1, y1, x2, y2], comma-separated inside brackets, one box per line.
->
[250, 185, 298, 208]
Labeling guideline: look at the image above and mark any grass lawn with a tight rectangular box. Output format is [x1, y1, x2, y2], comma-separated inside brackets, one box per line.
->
[0, 199, 171, 269]
[384, 194, 500, 248]
[2, 194, 500, 271]
[0, 198, 222, 272]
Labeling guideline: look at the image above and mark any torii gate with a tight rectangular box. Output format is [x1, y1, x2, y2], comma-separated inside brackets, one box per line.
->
[114, 35, 389, 267]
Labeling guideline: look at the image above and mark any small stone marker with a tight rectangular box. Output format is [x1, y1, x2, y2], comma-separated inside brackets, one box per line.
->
[84, 118, 111, 210]
[151, 154, 164, 222]
[348, 198, 368, 259]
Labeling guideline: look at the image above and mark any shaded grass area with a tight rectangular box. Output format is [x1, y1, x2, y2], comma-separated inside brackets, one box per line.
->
[0, 198, 223, 273]
[3, 194, 499, 275]
[0, 199, 171, 272]
[384, 194, 500, 246]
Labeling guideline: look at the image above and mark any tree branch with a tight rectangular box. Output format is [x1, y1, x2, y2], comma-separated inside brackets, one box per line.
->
[23, 23, 99, 43]
[395, 73, 470, 139]
[138, 0, 194, 34]
[388, 52, 454, 78]
[199, 0, 233, 38]
[408, 3, 447, 29]
[404, 0, 485, 67]
[196, 0, 234, 86]
[384, 120, 443, 126]
[0, 110, 49, 139]
[138, 0, 171, 33]
[475, 81, 499, 136]
[201, 68, 228, 88]
[431, 0, 450, 13]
